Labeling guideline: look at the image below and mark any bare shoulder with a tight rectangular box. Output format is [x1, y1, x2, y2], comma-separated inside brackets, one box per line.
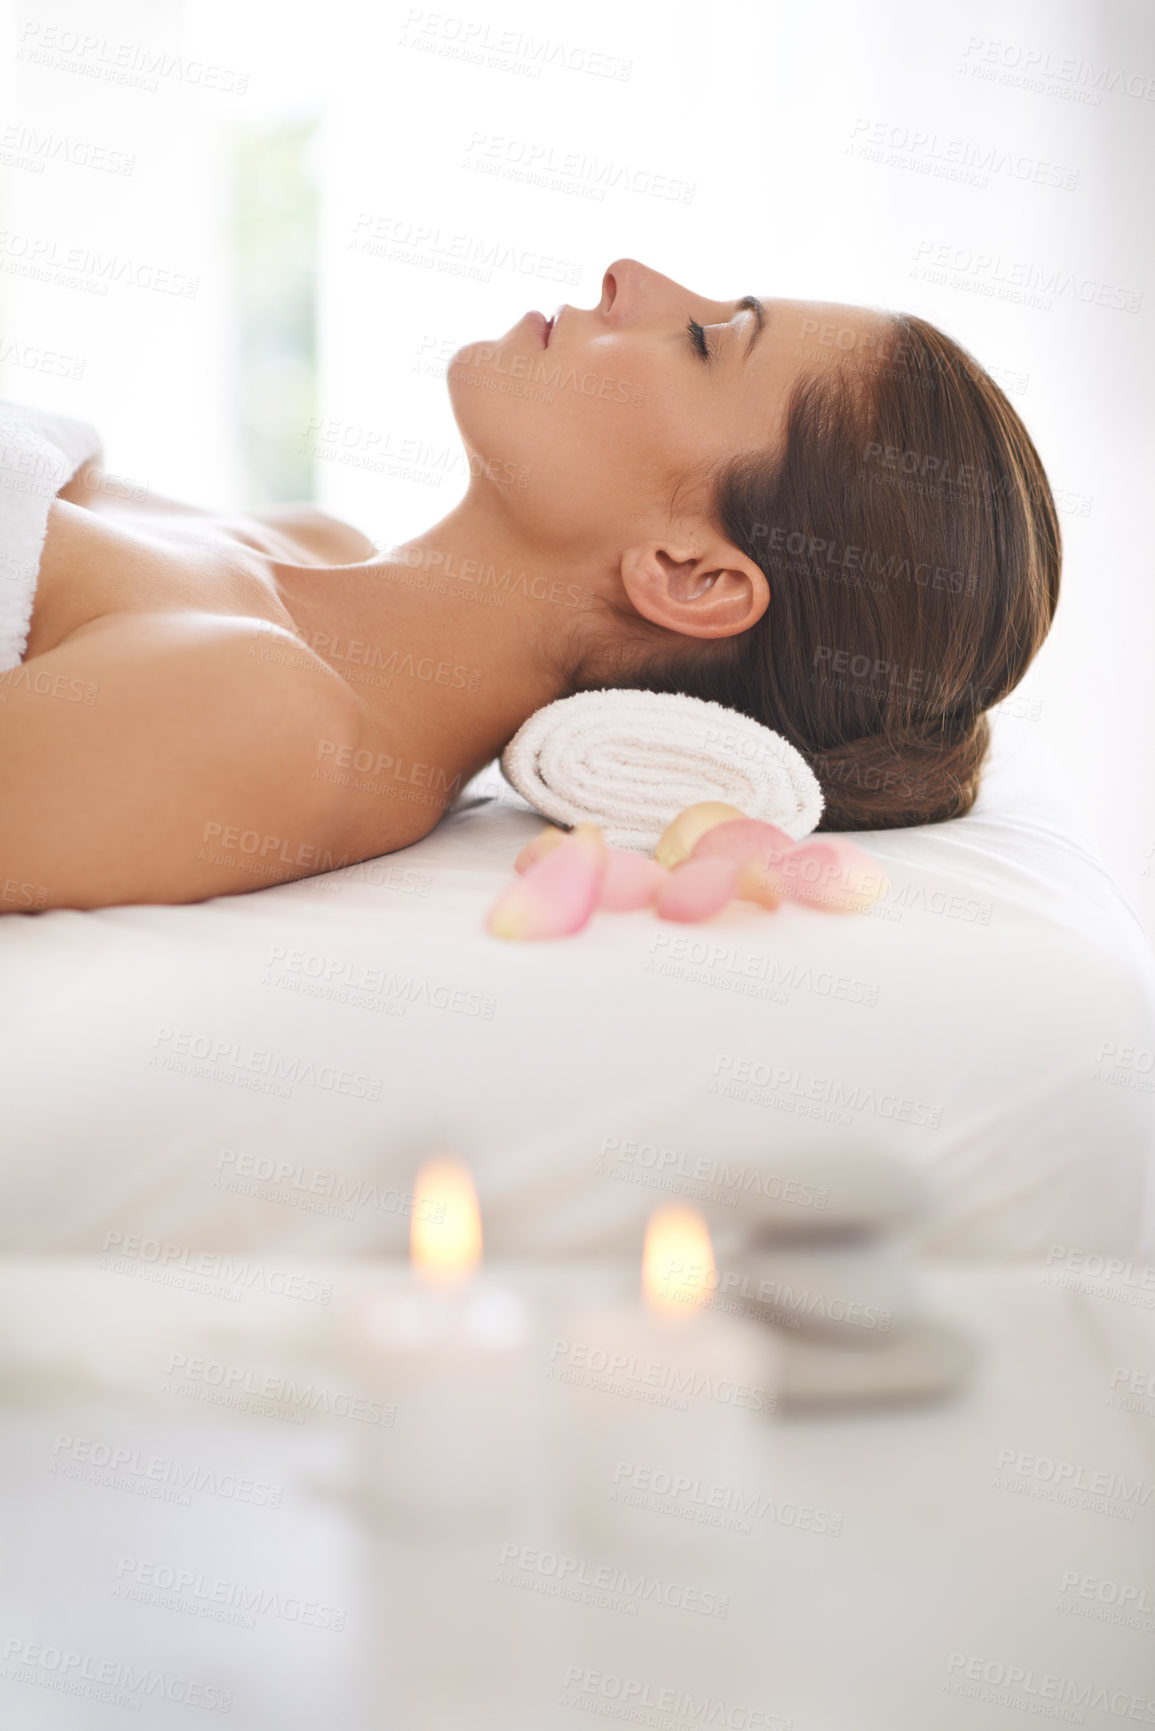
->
[244, 503, 379, 564]
[0, 611, 418, 912]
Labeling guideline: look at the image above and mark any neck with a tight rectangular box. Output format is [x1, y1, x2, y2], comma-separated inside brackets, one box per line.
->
[274, 492, 603, 785]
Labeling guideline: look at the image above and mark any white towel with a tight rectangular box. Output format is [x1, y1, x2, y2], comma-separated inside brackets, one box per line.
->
[0, 398, 102, 671]
[499, 688, 824, 852]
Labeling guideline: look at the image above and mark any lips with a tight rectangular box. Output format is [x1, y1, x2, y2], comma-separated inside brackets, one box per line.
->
[525, 306, 565, 347]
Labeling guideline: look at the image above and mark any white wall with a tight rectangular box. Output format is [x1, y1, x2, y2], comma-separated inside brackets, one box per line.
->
[3, 0, 1152, 924]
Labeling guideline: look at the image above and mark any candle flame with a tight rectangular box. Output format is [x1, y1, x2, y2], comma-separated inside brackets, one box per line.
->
[411, 1155, 482, 1285]
[642, 1205, 715, 1318]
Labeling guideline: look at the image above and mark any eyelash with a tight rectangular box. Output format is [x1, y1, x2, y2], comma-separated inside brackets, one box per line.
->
[686, 316, 712, 362]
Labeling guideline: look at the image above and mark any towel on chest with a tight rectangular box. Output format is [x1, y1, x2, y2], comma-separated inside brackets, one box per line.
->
[0, 398, 102, 671]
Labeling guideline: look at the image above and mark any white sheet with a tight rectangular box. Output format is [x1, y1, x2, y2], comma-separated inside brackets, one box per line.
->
[1, 712, 1152, 1259]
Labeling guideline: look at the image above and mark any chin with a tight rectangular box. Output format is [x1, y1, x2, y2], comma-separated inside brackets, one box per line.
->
[444, 336, 535, 486]
[442, 317, 604, 531]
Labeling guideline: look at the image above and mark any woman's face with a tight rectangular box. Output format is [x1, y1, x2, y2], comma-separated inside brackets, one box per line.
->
[447, 258, 886, 556]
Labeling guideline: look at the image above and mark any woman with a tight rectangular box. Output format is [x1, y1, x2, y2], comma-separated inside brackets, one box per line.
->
[0, 258, 1059, 912]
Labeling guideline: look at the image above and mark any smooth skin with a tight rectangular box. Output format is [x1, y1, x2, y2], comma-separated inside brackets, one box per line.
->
[0, 260, 883, 911]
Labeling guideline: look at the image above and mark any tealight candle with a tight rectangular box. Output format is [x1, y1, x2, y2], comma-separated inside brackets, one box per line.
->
[355, 1156, 541, 1535]
[548, 1206, 778, 1560]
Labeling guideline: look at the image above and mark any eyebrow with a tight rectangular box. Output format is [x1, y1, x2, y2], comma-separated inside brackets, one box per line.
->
[736, 295, 766, 361]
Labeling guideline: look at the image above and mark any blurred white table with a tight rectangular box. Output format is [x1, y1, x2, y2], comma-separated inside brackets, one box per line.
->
[0, 1259, 1152, 1730]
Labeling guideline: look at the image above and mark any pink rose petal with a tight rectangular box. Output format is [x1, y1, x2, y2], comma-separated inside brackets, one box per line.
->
[735, 862, 786, 909]
[689, 818, 796, 868]
[598, 850, 667, 912]
[487, 825, 606, 939]
[654, 801, 747, 868]
[655, 857, 740, 923]
[689, 819, 796, 908]
[774, 838, 888, 913]
[514, 825, 566, 874]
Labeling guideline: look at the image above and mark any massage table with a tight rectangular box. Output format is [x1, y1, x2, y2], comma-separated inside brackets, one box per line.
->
[0, 709, 1151, 1260]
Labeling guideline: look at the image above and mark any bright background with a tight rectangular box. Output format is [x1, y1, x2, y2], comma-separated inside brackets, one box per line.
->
[1, 0, 1152, 927]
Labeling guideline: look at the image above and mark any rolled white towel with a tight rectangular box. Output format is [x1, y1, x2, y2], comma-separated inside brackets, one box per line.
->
[499, 688, 824, 852]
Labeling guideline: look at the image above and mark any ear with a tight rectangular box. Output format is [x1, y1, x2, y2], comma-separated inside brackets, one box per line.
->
[619, 537, 769, 639]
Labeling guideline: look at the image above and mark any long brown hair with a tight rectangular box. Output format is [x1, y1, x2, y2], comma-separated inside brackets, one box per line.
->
[585, 314, 1061, 831]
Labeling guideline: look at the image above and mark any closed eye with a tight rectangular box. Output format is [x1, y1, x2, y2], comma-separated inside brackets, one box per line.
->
[686, 316, 713, 363]
[687, 297, 766, 367]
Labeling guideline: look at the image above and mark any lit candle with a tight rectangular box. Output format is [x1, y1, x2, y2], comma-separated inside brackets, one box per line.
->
[356, 1155, 539, 1535]
[549, 1206, 778, 1559]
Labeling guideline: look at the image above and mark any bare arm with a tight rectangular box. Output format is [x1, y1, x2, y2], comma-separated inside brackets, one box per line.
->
[0, 612, 374, 912]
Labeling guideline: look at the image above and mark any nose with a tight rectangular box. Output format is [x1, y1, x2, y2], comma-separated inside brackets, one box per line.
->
[600, 258, 729, 328]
